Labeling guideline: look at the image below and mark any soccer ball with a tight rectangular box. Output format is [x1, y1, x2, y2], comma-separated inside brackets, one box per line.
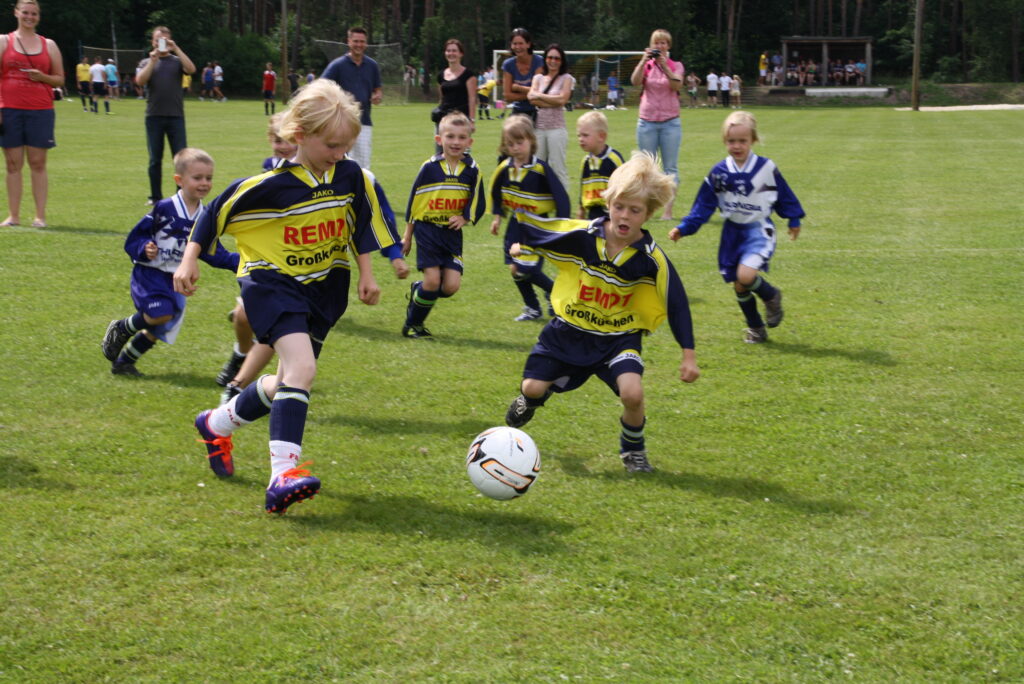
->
[466, 427, 540, 500]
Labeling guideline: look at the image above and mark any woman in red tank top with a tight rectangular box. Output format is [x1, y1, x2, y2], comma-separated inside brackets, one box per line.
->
[0, 0, 64, 228]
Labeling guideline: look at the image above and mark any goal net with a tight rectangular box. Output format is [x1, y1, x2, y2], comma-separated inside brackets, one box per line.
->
[80, 46, 149, 73]
[490, 50, 645, 108]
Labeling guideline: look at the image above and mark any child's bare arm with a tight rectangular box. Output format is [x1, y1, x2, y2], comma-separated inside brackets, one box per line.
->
[490, 216, 501, 235]
[788, 226, 801, 241]
[679, 348, 700, 383]
[173, 242, 203, 296]
[144, 241, 158, 260]
[401, 222, 414, 256]
[354, 251, 381, 305]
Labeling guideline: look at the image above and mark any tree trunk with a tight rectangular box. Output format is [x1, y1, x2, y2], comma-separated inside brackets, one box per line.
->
[853, 0, 863, 35]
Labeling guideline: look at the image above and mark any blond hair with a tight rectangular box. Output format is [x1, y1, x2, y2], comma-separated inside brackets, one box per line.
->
[721, 110, 759, 143]
[266, 112, 285, 140]
[650, 29, 672, 48]
[576, 110, 608, 135]
[603, 151, 674, 218]
[173, 147, 214, 175]
[278, 79, 362, 144]
[499, 114, 537, 157]
[438, 111, 473, 135]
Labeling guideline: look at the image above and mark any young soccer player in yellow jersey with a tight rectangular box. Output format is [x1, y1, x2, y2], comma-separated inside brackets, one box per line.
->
[174, 79, 400, 515]
[505, 152, 700, 472]
[575, 110, 624, 220]
[401, 112, 485, 338]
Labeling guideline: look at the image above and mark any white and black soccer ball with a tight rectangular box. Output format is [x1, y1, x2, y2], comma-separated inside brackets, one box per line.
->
[466, 427, 540, 500]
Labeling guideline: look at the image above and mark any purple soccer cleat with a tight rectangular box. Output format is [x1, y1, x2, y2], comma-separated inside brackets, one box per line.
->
[265, 462, 321, 515]
[195, 410, 234, 477]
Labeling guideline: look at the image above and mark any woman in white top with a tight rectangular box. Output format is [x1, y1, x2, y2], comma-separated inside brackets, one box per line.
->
[528, 43, 574, 192]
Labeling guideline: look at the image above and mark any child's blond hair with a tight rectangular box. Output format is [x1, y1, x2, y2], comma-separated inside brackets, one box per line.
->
[278, 79, 362, 144]
[267, 112, 285, 140]
[173, 147, 214, 175]
[603, 151, 674, 218]
[721, 110, 759, 143]
[499, 114, 537, 157]
[438, 111, 473, 135]
[576, 110, 608, 135]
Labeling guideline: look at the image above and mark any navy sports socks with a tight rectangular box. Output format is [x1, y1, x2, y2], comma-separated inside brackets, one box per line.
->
[513, 273, 541, 310]
[117, 333, 155, 364]
[407, 285, 439, 327]
[234, 377, 273, 422]
[530, 271, 554, 293]
[119, 312, 147, 335]
[750, 275, 778, 302]
[269, 386, 310, 446]
[736, 291, 764, 328]
[620, 417, 646, 453]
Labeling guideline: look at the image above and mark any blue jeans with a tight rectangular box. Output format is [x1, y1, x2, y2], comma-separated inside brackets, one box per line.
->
[635, 116, 681, 183]
[146, 116, 188, 201]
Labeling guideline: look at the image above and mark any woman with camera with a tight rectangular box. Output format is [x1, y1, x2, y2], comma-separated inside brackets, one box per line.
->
[630, 28, 684, 220]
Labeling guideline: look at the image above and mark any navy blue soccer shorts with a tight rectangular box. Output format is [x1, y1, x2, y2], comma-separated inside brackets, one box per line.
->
[129, 265, 186, 343]
[522, 320, 644, 395]
[413, 220, 464, 273]
[238, 269, 348, 357]
[718, 219, 777, 282]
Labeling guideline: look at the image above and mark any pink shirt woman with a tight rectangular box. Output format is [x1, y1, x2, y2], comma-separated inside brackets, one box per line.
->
[630, 28, 683, 220]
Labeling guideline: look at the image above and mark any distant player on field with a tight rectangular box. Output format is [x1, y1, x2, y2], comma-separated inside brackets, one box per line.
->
[401, 112, 486, 338]
[670, 110, 805, 344]
[504, 152, 700, 473]
[575, 110, 623, 220]
[173, 80, 400, 515]
[262, 62, 276, 115]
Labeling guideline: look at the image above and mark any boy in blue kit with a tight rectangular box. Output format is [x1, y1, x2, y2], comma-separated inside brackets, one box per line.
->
[488, 115, 571, 321]
[505, 152, 700, 473]
[670, 110, 804, 344]
[401, 112, 485, 338]
[173, 80, 400, 515]
[101, 148, 238, 376]
[575, 110, 624, 220]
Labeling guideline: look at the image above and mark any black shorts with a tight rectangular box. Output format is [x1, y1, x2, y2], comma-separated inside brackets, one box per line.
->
[413, 220, 464, 272]
[523, 320, 644, 395]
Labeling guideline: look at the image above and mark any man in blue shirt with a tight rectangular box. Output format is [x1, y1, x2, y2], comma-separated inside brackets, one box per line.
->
[321, 27, 382, 169]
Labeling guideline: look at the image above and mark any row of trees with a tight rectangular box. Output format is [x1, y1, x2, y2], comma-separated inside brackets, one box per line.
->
[22, 0, 1023, 92]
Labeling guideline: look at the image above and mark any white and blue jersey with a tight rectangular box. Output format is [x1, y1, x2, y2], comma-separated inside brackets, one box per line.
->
[676, 153, 804, 282]
[125, 191, 238, 342]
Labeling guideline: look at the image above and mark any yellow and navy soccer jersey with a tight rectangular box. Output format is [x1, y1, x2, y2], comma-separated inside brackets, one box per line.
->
[488, 155, 571, 219]
[514, 211, 695, 349]
[405, 154, 486, 227]
[189, 158, 398, 285]
[579, 145, 624, 216]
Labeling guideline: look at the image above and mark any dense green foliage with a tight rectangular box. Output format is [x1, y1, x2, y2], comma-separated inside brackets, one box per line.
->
[9, 0, 1023, 94]
[0, 99, 1022, 679]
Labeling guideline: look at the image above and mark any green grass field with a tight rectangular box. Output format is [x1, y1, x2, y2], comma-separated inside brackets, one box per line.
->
[1, 96, 1022, 681]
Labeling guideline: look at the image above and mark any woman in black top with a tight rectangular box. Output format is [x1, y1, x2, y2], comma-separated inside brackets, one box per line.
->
[437, 38, 476, 119]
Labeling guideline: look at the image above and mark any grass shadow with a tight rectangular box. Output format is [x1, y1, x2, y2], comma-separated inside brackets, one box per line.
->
[34, 223, 126, 236]
[317, 412, 494, 436]
[764, 341, 897, 366]
[336, 319, 528, 352]
[0, 455, 74, 490]
[554, 452, 852, 515]
[140, 370, 224, 390]
[286, 491, 574, 555]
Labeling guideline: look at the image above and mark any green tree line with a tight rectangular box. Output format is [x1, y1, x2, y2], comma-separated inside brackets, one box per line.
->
[18, 0, 1022, 91]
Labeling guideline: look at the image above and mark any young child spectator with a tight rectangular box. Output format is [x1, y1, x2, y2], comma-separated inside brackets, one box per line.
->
[575, 111, 624, 220]
[102, 148, 237, 376]
[504, 152, 700, 472]
[400, 112, 486, 338]
[262, 62, 277, 115]
[685, 72, 701, 108]
[670, 111, 804, 344]
[173, 79, 400, 515]
[488, 115, 571, 321]
[730, 74, 742, 107]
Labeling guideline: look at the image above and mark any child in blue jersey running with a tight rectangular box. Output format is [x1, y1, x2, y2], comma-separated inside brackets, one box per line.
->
[174, 79, 400, 515]
[401, 112, 486, 338]
[670, 110, 804, 344]
[101, 148, 238, 376]
[505, 152, 700, 473]
[489, 115, 571, 321]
